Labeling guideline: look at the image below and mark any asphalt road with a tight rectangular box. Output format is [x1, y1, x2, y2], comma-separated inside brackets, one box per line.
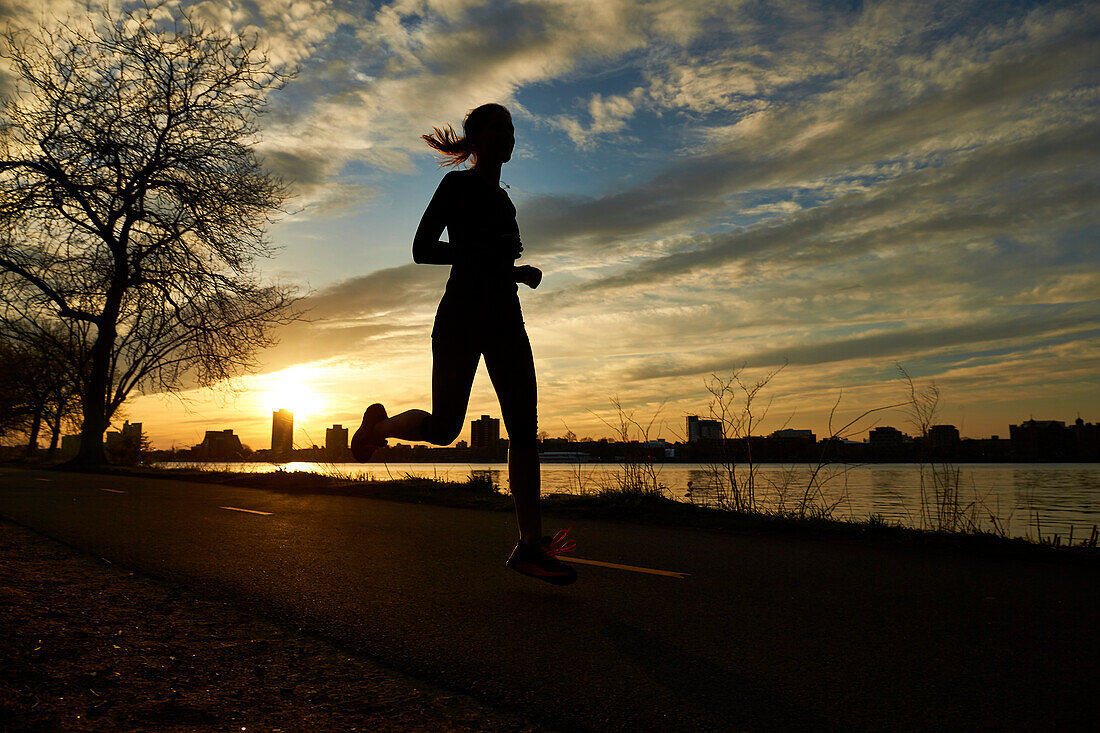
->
[2, 467, 1097, 731]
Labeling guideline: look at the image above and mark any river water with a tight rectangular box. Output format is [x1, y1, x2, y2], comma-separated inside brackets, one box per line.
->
[160, 461, 1100, 542]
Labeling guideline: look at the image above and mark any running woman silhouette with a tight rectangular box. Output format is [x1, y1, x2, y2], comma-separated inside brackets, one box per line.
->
[351, 103, 577, 585]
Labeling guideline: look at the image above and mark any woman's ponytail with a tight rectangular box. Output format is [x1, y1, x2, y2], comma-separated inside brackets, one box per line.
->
[422, 124, 474, 167]
[422, 103, 511, 167]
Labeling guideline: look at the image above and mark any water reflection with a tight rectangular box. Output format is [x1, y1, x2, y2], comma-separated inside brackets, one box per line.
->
[470, 468, 504, 489]
[157, 461, 1100, 542]
[869, 468, 916, 525]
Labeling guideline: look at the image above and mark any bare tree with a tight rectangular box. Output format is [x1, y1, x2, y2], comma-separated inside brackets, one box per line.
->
[0, 4, 299, 465]
[0, 318, 84, 456]
[0, 336, 33, 440]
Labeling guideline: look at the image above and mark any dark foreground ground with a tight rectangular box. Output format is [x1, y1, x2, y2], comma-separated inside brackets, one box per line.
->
[2, 466, 1099, 731]
[0, 520, 540, 732]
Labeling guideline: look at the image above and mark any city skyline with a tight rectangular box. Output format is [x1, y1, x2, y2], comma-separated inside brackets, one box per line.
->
[155, 406, 1096, 455]
[6, 0, 1094, 452]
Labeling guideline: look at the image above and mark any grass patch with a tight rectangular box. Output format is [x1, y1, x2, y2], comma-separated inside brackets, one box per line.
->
[543, 489, 1100, 564]
[21, 462, 1100, 564]
[64, 464, 515, 510]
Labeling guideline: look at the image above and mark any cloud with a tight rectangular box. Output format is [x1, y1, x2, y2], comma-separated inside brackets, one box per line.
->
[564, 120, 1100, 294]
[259, 261, 447, 369]
[619, 302, 1100, 381]
[238, 0, 682, 208]
[551, 90, 643, 148]
[519, 1, 1098, 249]
[7, 0, 1096, 441]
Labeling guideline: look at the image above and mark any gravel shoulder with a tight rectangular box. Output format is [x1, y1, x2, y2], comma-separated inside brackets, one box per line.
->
[0, 519, 542, 733]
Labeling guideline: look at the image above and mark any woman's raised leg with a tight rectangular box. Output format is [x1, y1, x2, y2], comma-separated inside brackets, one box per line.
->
[372, 337, 480, 444]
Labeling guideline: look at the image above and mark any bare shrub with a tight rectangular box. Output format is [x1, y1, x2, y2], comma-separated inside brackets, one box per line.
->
[591, 396, 667, 496]
[702, 363, 786, 512]
[897, 363, 987, 533]
[703, 363, 903, 520]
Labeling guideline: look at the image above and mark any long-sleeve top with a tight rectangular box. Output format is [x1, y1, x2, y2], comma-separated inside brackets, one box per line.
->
[413, 169, 525, 339]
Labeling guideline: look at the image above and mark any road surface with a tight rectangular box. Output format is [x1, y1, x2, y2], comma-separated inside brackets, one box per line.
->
[1, 467, 1096, 730]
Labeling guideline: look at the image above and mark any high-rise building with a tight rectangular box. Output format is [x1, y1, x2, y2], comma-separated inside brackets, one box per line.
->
[326, 424, 349, 458]
[470, 415, 500, 449]
[686, 415, 722, 442]
[271, 409, 293, 454]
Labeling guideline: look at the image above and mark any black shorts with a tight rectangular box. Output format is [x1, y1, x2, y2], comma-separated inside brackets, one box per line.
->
[421, 297, 537, 449]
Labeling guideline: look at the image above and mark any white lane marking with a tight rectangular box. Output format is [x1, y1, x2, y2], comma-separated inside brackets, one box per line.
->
[35, 478, 51, 482]
[563, 556, 689, 579]
[100, 488, 127, 494]
[220, 506, 273, 516]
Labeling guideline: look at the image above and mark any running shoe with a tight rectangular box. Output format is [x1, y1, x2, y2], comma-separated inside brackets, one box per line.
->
[506, 526, 578, 585]
[350, 403, 388, 462]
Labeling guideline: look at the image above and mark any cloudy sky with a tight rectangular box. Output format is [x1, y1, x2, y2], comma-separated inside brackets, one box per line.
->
[6, 0, 1098, 450]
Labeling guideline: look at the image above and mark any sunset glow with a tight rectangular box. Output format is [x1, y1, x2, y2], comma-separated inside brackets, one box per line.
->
[254, 368, 328, 421]
[30, 0, 1094, 452]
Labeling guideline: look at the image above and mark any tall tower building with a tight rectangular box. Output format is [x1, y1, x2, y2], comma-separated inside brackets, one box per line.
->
[470, 415, 500, 449]
[326, 424, 349, 459]
[271, 409, 293, 454]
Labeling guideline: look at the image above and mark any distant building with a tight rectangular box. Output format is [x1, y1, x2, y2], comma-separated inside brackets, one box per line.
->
[869, 426, 907, 447]
[769, 429, 816, 441]
[540, 451, 594, 463]
[60, 434, 81, 457]
[271, 409, 293, 454]
[1011, 419, 1068, 460]
[928, 424, 959, 443]
[325, 424, 349, 459]
[760, 428, 817, 460]
[470, 415, 500, 449]
[869, 426, 909, 458]
[686, 416, 722, 442]
[194, 429, 244, 460]
[105, 421, 142, 450]
[927, 424, 961, 456]
[1071, 418, 1100, 460]
[965, 436, 1014, 461]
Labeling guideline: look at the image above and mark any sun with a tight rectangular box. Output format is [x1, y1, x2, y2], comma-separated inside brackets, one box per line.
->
[256, 367, 328, 420]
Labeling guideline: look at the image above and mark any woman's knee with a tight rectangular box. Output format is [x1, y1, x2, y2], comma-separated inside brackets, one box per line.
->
[508, 431, 538, 450]
[502, 411, 538, 450]
[421, 413, 464, 446]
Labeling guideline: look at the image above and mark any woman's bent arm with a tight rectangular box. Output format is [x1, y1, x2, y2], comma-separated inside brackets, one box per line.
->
[413, 175, 455, 264]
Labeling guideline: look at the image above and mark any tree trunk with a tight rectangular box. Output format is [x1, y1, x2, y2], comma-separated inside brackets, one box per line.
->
[69, 307, 119, 467]
[46, 404, 62, 459]
[72, 393, 109, 466]
[24, 403, 43, 457]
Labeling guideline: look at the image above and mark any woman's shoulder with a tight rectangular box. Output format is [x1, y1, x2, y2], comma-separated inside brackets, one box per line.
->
[436, 168, 474, 191]
[442, 168, 474, 181]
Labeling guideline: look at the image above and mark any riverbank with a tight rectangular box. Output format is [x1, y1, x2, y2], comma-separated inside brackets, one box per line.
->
[41, 463, 1100, 564]
[141, 459, 1100, 541]
[0, 518, 541, 732]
